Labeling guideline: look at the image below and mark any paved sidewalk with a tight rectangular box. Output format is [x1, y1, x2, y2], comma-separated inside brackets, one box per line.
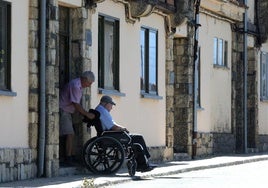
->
[1, 153, 268, 187]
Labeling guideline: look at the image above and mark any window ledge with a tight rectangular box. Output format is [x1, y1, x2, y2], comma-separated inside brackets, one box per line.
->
[213, 64, 230, 70]
[0, 90, 17, 97]
[98, 88, 126, 97]
[260, 98, 268, 102]
[141, 93, 163, 100]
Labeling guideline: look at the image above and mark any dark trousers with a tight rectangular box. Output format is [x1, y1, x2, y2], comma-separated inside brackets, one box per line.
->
[129, 134, 150, 167]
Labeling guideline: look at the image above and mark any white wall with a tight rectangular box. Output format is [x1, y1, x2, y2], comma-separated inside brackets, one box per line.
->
[197, 13, 232, 133]
[90, 0, 166, 146]
[0, 0, 29, 147]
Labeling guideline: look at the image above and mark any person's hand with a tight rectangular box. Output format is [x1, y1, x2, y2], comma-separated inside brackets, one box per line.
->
[121, 127, 129, 133]
[86, 112, 95, 120]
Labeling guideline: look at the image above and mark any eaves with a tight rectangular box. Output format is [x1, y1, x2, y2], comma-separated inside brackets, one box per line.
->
[200, 0, 245, 22]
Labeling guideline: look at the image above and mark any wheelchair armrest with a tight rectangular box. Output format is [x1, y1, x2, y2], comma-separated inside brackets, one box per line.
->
[101, 131, 132, 145]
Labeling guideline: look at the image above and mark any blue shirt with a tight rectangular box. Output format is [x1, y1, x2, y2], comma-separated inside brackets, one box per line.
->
[95, 104, 115, 131]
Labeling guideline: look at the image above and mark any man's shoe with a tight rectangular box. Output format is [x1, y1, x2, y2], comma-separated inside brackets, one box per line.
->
[140, 166, 154, 172]
[138, 163, 158, 172]
[148, 163, 158, 168]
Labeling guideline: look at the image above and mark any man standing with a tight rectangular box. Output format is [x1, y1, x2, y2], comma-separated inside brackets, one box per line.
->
[59, 71, 95, 165]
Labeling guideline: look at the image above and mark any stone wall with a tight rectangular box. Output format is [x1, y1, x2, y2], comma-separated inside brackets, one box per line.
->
[212, 133, 236, 154]
[173, 31, 195, 155]
[166, 34, 175, 152]
[0, 0, 39, 183]
[195, 132, 213, 156]
[46, 0, 60, 177]
[0, 148, 37, 182]
[172, 0, 196, 157]
[28, 0, 39, 154]
[247, 47, 258, 149]
[0, 0, 39, 182]
[231, 30, 245, 153]
[195, 132, 235, 156]
[258, 135, 268, 152]
[231, 30, 259, 153]
[256, 0, 268, 45]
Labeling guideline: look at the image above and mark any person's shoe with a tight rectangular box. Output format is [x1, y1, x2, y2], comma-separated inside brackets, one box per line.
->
[140, 166, 154, 172]
[137, 163, 158, 172]
[150, 163, 158, 168]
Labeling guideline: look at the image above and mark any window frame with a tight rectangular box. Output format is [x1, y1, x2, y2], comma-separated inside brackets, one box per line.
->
[0, 0, 12, 95]
[140, 26, 160, 98]
[260, 52, 268, 100]
[98, 14, 120, 94]
[197, 46, 201, 107]
[213, 37, 228, 67]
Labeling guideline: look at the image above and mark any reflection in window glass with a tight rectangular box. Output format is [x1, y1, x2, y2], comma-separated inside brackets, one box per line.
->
[98, 15, 119, 91]
[0, 1, 11, 91]
[149, 31, 157, 93]
[217, 39, 223, 65]
[213, 38, 217, 65]
[213, 37, 228, 67]
[104, 20, 114, 90]
[140, 27, 158, 95]
[140, 29, 145, 91]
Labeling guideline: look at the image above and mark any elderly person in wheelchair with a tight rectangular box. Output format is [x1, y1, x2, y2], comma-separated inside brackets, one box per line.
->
[83, 95, 157, 176]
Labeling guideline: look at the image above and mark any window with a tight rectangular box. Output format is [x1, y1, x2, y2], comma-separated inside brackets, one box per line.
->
[98, 15, 119, 91]
[140, 27, 158, 95]
[197, 47, 201, 107]
[213, 37, 228, 66]
[260, 52, 268, 100]
[0, 1, 11, 91]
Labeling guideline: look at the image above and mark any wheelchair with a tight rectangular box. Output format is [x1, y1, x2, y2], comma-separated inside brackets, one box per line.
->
[82, 110, 145, 176]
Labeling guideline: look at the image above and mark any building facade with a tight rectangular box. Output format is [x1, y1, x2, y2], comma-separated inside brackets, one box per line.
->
[1, 0, 268, 183]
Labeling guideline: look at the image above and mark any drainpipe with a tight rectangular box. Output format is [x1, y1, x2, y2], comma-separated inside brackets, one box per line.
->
[38, 0, 46, 177]
[192, 0, 201, 159]
[243, 0, 248, 154]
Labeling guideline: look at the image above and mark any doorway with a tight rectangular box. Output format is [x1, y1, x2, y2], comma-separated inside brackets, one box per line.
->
[59, 5, 72, 164]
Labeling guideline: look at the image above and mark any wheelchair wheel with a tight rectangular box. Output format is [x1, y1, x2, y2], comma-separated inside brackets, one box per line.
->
[82, 137, 97, 173]
[127, 157, 137, 177]
[83, 136, 125, 174]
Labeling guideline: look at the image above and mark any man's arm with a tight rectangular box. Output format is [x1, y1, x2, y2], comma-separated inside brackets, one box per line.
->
[111, 124, 129, 133]
[73, 103, 95, 119]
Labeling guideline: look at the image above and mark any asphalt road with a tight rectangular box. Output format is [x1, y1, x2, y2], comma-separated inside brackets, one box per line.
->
[106, 160, 268, 188]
